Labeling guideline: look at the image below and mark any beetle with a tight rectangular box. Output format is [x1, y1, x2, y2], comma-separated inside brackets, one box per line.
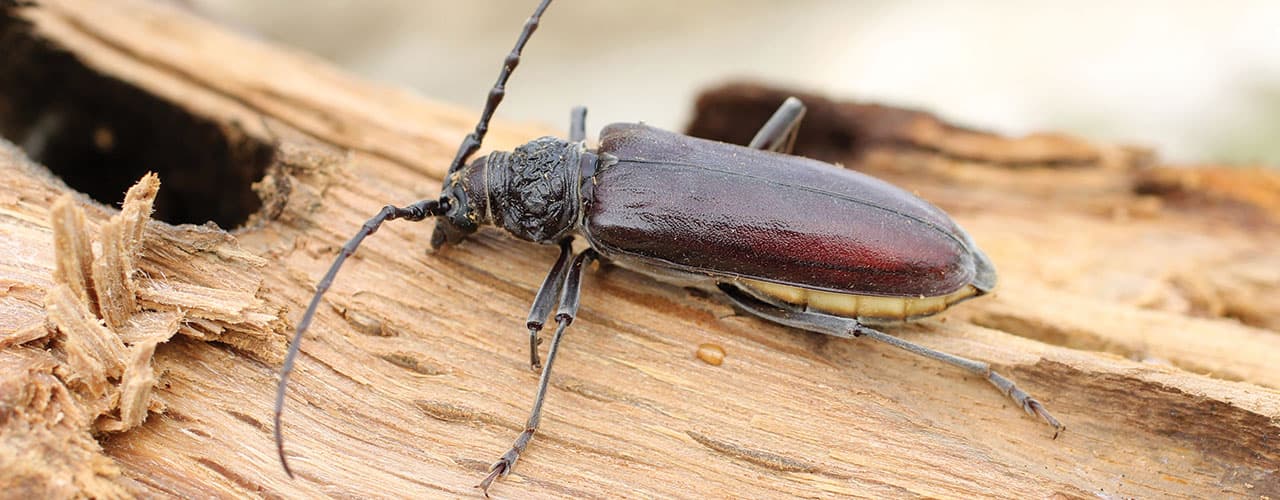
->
[273, 0, 1064, 495]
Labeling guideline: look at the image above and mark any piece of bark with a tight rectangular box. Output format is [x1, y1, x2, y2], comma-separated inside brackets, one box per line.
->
[49, 192, 96, 310]
[0, 347, 136, 499]
[88, 171, 156, 329]
[0, 2, 1277, 500]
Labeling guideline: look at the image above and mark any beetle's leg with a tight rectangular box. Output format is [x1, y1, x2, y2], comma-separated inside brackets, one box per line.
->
[479, 249, 598, 497]
[841, 322, 1064, 437]
[748, 96, 807, 153]
[569, 106, 587, 142]
[525, 237, 575, 370]
[718, 284, 1065, 437]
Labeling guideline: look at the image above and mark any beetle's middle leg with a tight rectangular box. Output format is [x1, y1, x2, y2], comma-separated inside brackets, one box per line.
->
[569, 106, 587, 142]
[717, 283, 1065, 437]
[748, 96, 807, 153]
[480, 249, 598, 497]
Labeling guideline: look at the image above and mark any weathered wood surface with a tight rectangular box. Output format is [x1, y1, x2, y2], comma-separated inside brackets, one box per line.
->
[1, 0, 1278, 498]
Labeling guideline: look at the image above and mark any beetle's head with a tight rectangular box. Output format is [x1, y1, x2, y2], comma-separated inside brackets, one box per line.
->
[431, 155, 487, 249]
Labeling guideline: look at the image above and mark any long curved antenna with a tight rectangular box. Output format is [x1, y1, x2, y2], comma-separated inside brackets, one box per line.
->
[446, 0, 553, 175]
[276, 0, 553, 479]
[275, 199, 444, 477]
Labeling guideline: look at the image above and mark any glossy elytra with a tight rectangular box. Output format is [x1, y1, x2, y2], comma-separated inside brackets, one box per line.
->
[273, 0, 1064, 495]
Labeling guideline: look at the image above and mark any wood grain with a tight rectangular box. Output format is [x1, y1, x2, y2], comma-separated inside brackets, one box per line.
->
[1, 1, 1277, 498]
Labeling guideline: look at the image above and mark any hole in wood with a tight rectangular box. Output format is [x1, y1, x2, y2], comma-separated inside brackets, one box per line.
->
[0, 12, 273, 228]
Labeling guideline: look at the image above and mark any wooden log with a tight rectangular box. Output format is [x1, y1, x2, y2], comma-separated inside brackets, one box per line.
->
[1, 1, 1277, 498]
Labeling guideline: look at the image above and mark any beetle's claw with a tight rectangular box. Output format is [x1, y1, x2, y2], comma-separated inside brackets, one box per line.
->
[477, 457, 513, 498]
[1024, 398, 1065, 438]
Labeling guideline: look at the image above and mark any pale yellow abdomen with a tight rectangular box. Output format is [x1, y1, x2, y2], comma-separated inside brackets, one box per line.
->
[740, 278, 980, 322]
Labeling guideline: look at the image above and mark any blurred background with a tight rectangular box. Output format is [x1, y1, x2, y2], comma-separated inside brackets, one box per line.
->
[190, 0, 1280, 165]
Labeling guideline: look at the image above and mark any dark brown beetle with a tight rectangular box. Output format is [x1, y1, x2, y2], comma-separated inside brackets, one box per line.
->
[274, 0, 1063, 495]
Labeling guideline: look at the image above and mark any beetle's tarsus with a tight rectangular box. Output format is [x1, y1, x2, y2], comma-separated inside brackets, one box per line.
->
[478, 437, 526, 497]
[1024, 398, 1065, 438]
[991, 371, 1064, 436]
[476, 461, 507, 498]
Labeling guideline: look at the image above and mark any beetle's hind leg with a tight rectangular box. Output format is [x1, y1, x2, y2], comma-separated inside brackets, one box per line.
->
[749, 96, 807, 153]
[479, 249, 598, 497]
[717, 284, 1065, 437]
[841, 323, 1064, 437]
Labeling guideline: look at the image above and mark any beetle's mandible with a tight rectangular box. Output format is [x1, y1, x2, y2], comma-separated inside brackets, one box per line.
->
[273, 0, 1064, 495]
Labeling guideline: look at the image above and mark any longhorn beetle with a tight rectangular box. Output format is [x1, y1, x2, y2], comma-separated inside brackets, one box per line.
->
[274, 0, 1064, 495]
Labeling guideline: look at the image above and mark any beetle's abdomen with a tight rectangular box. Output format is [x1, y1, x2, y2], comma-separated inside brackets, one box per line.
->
[740, 279, 979, 322]
[586, 123, 994, 298]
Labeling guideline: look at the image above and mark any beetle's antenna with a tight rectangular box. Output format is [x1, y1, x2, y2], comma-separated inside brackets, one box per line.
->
[277, 0, 551, 479]
[446, 0, 553, 176]
[274, 198, 446, 478]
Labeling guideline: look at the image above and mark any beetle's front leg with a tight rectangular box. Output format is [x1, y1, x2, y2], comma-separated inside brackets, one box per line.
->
[748, 96, 807, 153]
[480, 249, 598, 497]
[718, 283, 1065, 437]
[525, 237, 575, 370]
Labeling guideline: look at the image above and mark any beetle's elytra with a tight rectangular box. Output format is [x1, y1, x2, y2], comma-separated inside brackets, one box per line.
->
[273, 0, 1063, 496]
